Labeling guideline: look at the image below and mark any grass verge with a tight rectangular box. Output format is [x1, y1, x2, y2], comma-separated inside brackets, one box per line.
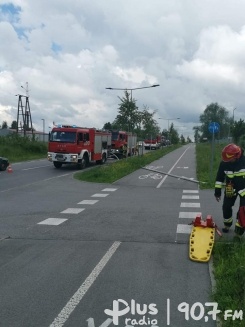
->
[74, 145, 181, 183]
[0, 134, 47, 162]
[212, 241, 245, 327]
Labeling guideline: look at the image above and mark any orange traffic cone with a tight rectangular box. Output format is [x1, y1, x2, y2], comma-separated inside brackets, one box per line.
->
[7, 164, 13, 173]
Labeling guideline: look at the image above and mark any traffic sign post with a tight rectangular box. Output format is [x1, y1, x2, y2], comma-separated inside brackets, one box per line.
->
[208, 122, 220, 134]
[209, 122, 220, 181]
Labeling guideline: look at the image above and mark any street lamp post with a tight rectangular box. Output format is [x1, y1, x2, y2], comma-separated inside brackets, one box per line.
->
[233, 108, 236, 123]
[106, 84, 160, 156]
[228, 108, 236, 141]
[41, 119, 45, 142]
[158, 117, 180, 144]
[106, 84, 160, 101]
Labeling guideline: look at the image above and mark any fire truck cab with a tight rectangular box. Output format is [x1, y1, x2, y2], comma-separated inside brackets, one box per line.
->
[144, 135, 161, 150]
[48, 125, 111, 169]
[110, 130, 137, 158]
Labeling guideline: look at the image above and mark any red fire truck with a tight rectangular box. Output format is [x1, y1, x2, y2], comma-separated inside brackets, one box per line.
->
[110, 130, 137, 158]
[48, 125, 111, 169]
[144, 135, 162, 150]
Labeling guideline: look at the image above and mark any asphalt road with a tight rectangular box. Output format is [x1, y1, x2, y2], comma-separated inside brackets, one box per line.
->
[0, 145, 229, 327]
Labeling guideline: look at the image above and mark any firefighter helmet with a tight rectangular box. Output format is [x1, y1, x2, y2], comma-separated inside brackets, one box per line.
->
[221, 144, 242, 162]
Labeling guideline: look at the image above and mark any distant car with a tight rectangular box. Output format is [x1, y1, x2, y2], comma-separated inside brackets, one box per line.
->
[0, 157, 9, 171]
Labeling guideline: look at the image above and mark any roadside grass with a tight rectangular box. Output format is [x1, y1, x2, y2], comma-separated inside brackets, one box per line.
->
[212, 241, 245, 327]
[74, 144, 181, 183]
[0, 134, 47, 162]
[197, 142, 245, 327]
[196, 142, 225, 189]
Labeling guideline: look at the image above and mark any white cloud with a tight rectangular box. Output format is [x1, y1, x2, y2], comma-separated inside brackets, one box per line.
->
[1, 0, 245, 137]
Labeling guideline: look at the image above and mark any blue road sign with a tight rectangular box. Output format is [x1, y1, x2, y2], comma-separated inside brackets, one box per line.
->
[208, 122, 220, 134]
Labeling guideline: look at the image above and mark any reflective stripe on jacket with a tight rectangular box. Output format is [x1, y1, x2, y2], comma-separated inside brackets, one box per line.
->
[214, 151, 245, 196]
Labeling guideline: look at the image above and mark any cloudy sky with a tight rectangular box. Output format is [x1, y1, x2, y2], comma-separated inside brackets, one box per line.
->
[0, 0, 245, 139]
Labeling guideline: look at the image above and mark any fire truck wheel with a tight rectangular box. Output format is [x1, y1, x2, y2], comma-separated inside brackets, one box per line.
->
[77, 156, 88, 170]
[53, 162, 62, 168]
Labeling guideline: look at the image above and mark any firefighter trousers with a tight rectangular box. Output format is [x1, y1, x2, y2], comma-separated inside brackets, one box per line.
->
[222, 193, 245, 235]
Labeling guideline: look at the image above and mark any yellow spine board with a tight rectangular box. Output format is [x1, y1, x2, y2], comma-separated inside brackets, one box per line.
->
[189, 226, 215, 262]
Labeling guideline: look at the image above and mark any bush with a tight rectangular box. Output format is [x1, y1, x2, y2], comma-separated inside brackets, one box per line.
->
[0, 134, 47, 162]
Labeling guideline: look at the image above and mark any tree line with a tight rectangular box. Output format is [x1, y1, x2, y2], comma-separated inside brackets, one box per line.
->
[193, 102, 245, 148]
[103, 91, 191, 144]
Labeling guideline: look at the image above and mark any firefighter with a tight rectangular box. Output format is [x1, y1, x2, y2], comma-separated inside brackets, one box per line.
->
[214, 143, 245, 236]
[135, 144, 139, 155]
[122, 144, 127, 158]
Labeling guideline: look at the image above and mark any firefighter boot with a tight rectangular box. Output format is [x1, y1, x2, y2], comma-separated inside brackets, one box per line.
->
[222, 217, 233, 233]
[234, 222, 244, 240]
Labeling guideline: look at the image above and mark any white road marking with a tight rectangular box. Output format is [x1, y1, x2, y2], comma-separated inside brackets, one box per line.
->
[101, 188, 117, 192]
[183, 190, 199, 193]
[182, 195, 199, 200]
[78, 200, 99, 205]
[49, 241, 121, 327]
[176, 224, 192, 234]
[156, 147, 190, 188]
[22, 165, 51, 170]
[38, 218, 68, 225]
[179, 212, 201, 218]
[61, 208, 85, 214]
[180, 202, 200, 207]
[91, 193, 109, 197]
[1, 173, 71, 193]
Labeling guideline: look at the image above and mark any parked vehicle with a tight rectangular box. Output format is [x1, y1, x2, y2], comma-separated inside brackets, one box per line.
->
[48, 125, 111, 169]
[144, 135, 162, 150]
[110, 130, 137, 158]
[0, 157, 9, 171]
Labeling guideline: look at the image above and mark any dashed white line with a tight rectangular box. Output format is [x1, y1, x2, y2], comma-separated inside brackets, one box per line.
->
[49, 241, 121, 327]
[78, 200, 99, 205]
[176, 224, 193, 234]
[177, 189, 201, 235]
[179, 212, 201, 219]
[22, 165, 51, 170]
[180, 202, 200, 208]
[92, 193, 109, 197]
[61, 208, 85, 214]
[101, 188, 117, 192]
[182, 195, 199, 200]
[38, 218, 68, 225]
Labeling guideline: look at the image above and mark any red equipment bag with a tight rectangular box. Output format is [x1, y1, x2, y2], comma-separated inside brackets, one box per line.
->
[238, 206, 245, 227]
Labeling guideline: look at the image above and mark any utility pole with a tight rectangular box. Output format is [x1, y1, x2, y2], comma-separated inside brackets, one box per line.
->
[16, 82, 33, 136]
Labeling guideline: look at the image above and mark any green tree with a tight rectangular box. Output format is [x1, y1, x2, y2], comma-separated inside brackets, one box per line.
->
[169, 123, 179, 144]
[231, 119, 245, 144]
[114, 91, 140, 132]
[141, 106, 160, 138]
[193, 126, 201, 143]
[161, 128, 168, 140]
[180, 134, 186, 144]
[1, 121, 8, 129]
[11, 120, 17, 129]
[199, 103, 230, 140]
[103, 122, 112, 130]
